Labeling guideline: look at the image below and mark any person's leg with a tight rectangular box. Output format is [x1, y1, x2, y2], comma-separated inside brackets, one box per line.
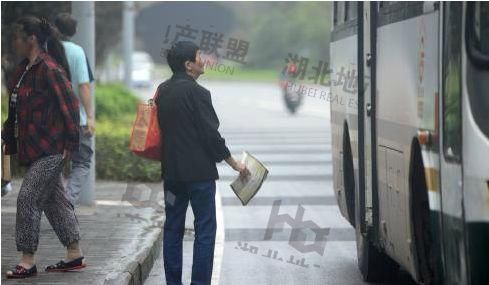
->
[15, 154, 64, 255]
[42, 174, 82, 262]
[163, 180, 190, 285]
[65, 130, 93, 206]
[8, 154, 64, 277]
[188, 180, 217, 285]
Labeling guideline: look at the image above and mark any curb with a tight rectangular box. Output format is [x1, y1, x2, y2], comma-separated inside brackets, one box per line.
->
[104, 225, 164, 285]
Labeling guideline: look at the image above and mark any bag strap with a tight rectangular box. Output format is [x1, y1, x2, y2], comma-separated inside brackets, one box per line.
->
[149, 80, 171, 105]
[10, 65, 32, 138]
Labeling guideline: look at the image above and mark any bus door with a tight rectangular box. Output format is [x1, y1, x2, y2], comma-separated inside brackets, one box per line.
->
[358, 1, 378, 236]
[439, 2, 468, 284]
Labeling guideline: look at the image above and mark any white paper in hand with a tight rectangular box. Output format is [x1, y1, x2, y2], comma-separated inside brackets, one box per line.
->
[230, 151, 269, 206]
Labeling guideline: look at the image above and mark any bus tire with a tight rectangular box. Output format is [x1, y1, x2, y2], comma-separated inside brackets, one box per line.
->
[354, 134, 399, 282]
[410, 140, 433, 284]
[343, 125, 356, 227]
[355, 222, 399, 282]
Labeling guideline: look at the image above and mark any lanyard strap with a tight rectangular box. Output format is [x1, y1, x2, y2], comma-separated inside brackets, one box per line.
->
[10, 65, 31, 138]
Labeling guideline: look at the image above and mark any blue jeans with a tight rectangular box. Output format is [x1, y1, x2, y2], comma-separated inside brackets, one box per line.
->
[163, 180, 217, 285]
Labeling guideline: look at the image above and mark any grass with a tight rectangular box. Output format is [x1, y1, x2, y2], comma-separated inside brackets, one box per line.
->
[154, 64, 280, 83]
[201, 66, 280, 82]
[97, 114, 135, 138]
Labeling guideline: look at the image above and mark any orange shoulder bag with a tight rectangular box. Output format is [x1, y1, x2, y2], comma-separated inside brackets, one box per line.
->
[129, 88, 163, 161]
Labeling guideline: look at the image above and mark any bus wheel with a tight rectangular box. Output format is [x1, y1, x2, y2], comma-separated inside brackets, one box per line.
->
[343, 126, 355, 227]
[410, 141, 433, 284]
[355, 226, 399, 282]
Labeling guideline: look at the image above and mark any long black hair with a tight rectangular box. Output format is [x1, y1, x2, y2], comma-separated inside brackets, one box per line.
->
[14, 16, 71, 80]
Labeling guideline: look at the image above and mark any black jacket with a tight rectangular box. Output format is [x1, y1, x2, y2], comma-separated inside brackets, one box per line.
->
[155, 72, 231, 181]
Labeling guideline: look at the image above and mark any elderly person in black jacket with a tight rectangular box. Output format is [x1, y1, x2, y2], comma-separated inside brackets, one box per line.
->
[156, 41, 249, 285]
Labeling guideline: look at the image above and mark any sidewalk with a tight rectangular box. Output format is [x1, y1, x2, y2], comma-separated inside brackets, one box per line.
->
[1, 180, 165, 285]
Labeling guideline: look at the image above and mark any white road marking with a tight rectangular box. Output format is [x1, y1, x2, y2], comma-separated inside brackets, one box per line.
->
[212, 183, 225, 285]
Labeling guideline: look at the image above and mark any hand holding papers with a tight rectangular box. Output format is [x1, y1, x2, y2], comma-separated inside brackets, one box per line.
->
[230, 151, 269, 206]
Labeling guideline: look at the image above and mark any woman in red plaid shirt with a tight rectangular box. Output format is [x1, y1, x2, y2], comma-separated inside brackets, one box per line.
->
[2, 16, 86, 278]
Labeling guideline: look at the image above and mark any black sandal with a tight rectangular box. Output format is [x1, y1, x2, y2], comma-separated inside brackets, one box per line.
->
[6, 264, 38, 279]
[45, 256, 86, 272]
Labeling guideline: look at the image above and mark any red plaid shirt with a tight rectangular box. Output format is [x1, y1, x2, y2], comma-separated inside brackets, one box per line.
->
[2, 52, 80, 165]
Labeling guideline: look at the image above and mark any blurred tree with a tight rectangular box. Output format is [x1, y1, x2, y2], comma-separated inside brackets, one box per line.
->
[1, 1, 123, 78]
[135, 1, 237, 65]
[1, 1, 71, 78]
[229, 2, 332, 70]
[134, 2, 331, 70]
[94, 2, 123, 66]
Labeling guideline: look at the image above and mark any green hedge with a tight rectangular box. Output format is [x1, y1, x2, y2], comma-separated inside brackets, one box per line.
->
[95, 83, 140, 120]
[95, 116, 162, 182]
[95, 84, 162, 182]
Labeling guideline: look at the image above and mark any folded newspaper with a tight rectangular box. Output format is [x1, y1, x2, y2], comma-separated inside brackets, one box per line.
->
[230, 151, 269, 206]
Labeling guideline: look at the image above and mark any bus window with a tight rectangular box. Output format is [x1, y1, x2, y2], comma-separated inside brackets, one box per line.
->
[472, 3, 489, 56]
[442, 2, 462, 161]
[334, 2, 338, 26]
[335, 2, 345, 26]
[346, 1, 357, 21]
[466, 2, 489, 138]
[344, 2, 349, 22]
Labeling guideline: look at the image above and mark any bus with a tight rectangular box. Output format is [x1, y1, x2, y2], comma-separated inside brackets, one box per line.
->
[329, 2, 488, 284]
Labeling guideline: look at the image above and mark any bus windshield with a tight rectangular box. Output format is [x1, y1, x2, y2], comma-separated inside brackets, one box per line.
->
[466, 2, 489, 139]
[472, 3, 489, 57]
